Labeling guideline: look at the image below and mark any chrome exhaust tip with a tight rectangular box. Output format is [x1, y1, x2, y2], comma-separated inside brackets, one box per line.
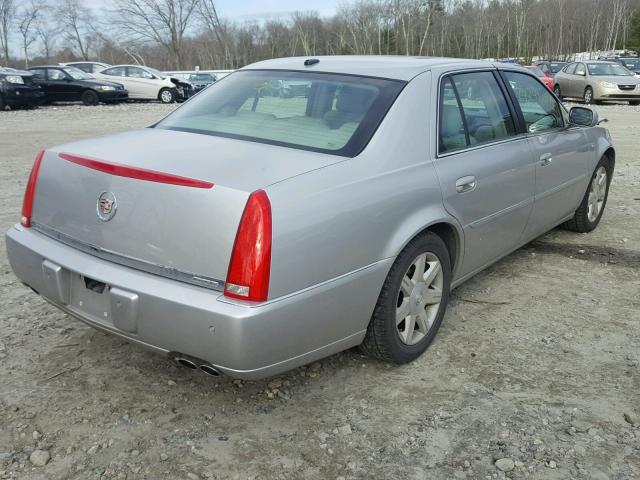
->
[175, 357, 198, 370]
[199, 365, 221, 376]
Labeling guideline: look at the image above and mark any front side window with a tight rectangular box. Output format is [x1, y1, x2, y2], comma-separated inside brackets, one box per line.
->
[439, 71, 516, 153]
[127, 67, 154, 79]
[587, 63, 633, 76]
[72, 63, 91, 73]
[155, 70, 405, 156]
[30, 68, 46, 79]
[48, 69, 67, 81]
[503, 71, 564, 133]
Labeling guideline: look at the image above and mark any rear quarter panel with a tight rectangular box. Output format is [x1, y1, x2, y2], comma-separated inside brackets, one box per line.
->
[265, 72, 463, 299]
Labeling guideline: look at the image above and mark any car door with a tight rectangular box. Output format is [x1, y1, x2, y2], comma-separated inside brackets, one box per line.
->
[126, 67, 159, 99]
[48, 68, 82, 101]
[502, 70, 592, 237]
[433, 70, 535, 278]
[573, 63, 588, 99]
[99, 67, 131, 96]
[560, 63, 577, 97]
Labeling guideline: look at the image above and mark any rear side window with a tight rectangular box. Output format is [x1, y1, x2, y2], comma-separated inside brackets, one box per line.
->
[575, 63, 586, 76]
[503, 71, 564, 133]
[156, 70, 405, 157]
[102, 67, 125, 76]
[564, 63, 577, 75]
[439, 71, 516, 153]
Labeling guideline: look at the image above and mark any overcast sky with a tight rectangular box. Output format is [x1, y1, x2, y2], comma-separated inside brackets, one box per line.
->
[89, 0, 341, 20]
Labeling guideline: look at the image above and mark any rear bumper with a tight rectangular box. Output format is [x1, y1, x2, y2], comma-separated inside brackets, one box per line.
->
[6, 225, 390, 379]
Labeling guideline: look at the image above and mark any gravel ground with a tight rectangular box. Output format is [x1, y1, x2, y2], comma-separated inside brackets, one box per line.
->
[0, 102, 639, 480]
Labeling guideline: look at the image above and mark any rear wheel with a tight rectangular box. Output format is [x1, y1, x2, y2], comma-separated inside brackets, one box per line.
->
[563, 158, 611, 233]
[361, 232, 451, 363]
[553, 85, 563, 100]
[81, 90, 99, 106]
[583, 86, 594, 105]
[158, 88, 175, 104]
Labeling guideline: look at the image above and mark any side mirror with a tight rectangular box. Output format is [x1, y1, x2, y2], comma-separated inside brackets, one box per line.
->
[569, 106, 603, 127]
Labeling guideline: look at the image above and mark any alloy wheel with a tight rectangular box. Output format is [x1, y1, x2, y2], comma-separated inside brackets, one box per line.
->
[161, 90, 173, 103]
[396, 252, 444, 346]
[587, 166, 607, 223]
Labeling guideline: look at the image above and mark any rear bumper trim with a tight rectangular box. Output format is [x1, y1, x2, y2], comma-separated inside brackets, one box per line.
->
[32, 222, 225, 291]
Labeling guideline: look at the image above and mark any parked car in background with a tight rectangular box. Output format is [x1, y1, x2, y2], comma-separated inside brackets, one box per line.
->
[554, 60, 640, 105]
[533, 60, 567, 79]
[523, 65, 554, 90]
[0, 67, 44, 110]
[61, 61, 111, 74]
[6, 56, 614, 379]
[165, 71, 217, 93]
[28, 66, 128, 105]
[599, 56, 640, 75]
[95, 65, 193, 103]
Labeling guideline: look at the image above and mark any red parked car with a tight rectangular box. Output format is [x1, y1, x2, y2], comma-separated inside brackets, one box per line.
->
[524, 66, 554, 91]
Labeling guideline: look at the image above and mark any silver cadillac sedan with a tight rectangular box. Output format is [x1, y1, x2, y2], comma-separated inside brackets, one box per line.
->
[6, 56, 614, 379]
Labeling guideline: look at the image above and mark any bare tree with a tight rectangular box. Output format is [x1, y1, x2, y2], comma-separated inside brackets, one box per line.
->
[111, 0, 200, 69]
[17, 0, 40, 67]
[0, 0, 15, 64]
[56, 0, 95, 60]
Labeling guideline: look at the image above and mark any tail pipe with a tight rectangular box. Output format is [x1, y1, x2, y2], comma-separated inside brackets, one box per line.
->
[171, 353, 221, 377]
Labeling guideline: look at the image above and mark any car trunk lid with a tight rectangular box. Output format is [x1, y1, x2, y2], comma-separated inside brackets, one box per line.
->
[30, 128, 342, 288]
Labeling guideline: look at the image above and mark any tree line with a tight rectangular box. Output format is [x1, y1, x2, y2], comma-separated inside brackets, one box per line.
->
[1, 0, 639, 71]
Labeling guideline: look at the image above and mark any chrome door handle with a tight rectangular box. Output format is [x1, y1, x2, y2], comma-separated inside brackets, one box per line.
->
[455, 176, 477, 193]
[540, 153, 553, 166]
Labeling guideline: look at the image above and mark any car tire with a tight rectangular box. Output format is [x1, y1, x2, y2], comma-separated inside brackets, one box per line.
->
[583, 86, 594, 105]
[81, 90, 99, 106]
[159, 88, 175, 104]
[563, 156, 612, 233]
[553, 85, 563, 100]
[361, 232, 451, 364]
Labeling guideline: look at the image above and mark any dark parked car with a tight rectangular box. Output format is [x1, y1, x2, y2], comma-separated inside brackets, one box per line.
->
[599, 56, 640, 75]
[28, 65, 128, 105]
[533, 60, 568, 79]
[0, 67, 44, 110]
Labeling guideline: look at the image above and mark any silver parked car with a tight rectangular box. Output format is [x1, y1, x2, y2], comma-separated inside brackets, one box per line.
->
[6, 57, 615, 379]
[554, 60, 640, 105]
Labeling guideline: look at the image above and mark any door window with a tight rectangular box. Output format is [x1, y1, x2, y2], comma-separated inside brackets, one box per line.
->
[438, 71, 516, 153]
[127, 67, 154, 79]
[102, 67, 125, 77]
[29, 68, 46, 79]
[575, 63, 586, 76]
[48, 69, 67, 81]
[564, 63, 577, 75]
[503, 71, 564, 133]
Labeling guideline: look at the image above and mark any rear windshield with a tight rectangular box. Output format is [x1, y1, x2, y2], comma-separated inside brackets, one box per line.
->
[549, 63, 566, 73]
[155, 70, 405, 157]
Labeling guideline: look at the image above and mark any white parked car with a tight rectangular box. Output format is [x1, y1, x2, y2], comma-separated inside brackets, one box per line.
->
[95, 65, 191, 103]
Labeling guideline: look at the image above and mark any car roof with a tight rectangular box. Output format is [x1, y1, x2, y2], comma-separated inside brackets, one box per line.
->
[242, 55, 516, 81]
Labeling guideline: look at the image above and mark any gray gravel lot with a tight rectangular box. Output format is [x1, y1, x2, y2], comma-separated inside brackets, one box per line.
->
[0, 102, 639, 480]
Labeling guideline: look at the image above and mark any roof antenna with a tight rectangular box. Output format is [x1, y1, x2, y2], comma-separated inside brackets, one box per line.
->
[304, 58, 320, 66]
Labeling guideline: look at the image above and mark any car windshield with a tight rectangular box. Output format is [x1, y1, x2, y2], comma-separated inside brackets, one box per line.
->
[525, 66, 545, 77]
[549, 63, 566, 73]
[63, 67, 92, 80]
[147, 67, 164, 78]
[155, 70, 405, 156]
[586, 63, 633, 76]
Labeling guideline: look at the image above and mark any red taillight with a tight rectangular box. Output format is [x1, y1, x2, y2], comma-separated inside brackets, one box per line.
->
[224, 190, 272, 302]
[21, 150, 45, 228]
